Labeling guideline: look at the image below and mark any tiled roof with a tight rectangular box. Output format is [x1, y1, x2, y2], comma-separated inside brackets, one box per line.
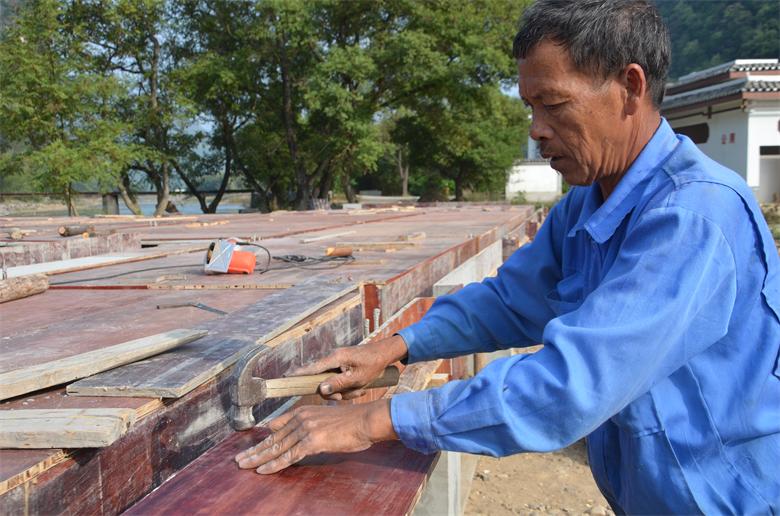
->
[662, 77, 780, 111]
[667, 59, 779, 89]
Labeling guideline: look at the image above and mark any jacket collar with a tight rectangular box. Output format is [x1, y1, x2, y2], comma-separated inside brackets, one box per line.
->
[567, 118, 680, 244]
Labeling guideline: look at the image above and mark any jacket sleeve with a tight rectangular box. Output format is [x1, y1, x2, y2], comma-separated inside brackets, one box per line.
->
[391, 207, 737, 455]
[397, 196, 570, 362]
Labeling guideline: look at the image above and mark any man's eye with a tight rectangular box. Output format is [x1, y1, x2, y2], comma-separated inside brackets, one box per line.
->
[544, 102, 564, 111]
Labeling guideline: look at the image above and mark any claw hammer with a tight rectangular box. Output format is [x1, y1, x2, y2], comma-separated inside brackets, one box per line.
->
[230, 345, 400, 430]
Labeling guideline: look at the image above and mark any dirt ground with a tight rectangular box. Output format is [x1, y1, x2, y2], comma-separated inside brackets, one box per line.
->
[464, 440, 614, 516]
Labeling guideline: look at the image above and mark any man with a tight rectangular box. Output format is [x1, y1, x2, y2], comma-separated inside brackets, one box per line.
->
[236, 1, 780, 512]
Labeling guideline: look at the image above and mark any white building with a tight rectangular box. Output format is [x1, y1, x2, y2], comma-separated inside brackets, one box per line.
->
[505, 135, 562, 202]
[662, 59, 780, 202]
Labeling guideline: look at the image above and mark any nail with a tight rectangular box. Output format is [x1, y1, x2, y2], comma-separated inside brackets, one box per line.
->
[320, 383, 332, 395]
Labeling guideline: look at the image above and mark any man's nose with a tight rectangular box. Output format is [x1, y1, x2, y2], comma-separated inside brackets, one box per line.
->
[529, 115, 553, 141]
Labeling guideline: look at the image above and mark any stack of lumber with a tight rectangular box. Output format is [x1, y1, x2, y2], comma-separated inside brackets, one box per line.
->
[0, 329, 206, 448]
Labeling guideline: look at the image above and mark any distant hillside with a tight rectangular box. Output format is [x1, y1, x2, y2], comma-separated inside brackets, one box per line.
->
[656, 0, 779, 80]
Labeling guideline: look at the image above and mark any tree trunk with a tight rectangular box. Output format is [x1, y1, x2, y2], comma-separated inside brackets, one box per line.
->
[206, 129, 233, 213]
[397, 149, 409, 197]
[172, 161, 209, 213]
[153, 162, 170, 216]
[118, 173, 143, 215]
[455, 166, 465, 202]
[148, 35, 170, 218]
[65, 183, 79, 217]
[277, 31, 310, 210]
[341, 174, 357, 204]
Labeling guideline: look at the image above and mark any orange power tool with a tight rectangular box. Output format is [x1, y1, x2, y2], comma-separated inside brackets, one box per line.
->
[204, 239, 257, 274]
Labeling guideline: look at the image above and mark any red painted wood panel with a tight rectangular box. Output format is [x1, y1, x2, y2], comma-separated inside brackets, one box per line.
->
[0, 288, 275, 373]
[125, 427, 437, 516]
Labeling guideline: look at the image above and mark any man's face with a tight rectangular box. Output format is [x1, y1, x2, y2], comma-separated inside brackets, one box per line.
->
[518, 40, 630, 188]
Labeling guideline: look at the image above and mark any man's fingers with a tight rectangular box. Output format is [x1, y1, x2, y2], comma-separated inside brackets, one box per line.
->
[256, 442, 308, 475]
[234, 413, 298, 465]
[266, 409, 297, 432]
[241, 426, 306, 471]
[319, 369, 363, 396]
[289, 352, 343, 376]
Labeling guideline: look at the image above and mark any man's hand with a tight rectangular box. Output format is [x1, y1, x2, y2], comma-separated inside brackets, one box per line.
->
[290, 335, 408, 401]
[234, 399, 397, 474]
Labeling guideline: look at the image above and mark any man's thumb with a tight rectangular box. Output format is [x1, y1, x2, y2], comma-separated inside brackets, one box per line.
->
[319, 370, 355, 396]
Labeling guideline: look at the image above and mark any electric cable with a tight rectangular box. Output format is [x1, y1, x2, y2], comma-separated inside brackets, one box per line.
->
[49, 242, 353, 285]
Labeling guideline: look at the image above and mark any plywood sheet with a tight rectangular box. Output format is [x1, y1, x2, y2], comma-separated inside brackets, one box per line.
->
[0, 289, 276, 373]
[125, 427, 437, 516]
[68, 281, 357, 398]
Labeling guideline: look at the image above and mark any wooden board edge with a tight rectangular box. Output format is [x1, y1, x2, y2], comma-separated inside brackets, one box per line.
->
[0, 408, 137, 449]
[265, 292, 361, 348]
[0, 450, 70, 497]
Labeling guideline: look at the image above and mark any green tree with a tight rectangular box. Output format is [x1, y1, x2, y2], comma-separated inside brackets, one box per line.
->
[396, 86, 526, 201]
[0, 0, 138, 215]
[74, 0, 195, 215]
[657, 0, 780, 79]
[250, 0, 525, 208]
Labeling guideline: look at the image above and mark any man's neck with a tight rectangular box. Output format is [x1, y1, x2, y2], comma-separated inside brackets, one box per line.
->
[598, 113, 662, 200]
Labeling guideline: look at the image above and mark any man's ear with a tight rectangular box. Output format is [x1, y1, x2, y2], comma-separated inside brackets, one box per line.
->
[622, 63, 648, 116]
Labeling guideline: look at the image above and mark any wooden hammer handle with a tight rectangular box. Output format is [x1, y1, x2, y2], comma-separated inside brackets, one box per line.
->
[264, 366, 400, 398]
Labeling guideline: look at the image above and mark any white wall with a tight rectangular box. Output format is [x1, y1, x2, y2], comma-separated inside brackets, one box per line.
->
[668, 98, 780, 200]
[506, 161, 562, 202]
[746, 101, 780, 200]
[668, 102, 750, 181]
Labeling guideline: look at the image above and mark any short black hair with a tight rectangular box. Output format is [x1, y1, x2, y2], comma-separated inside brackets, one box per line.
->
[513, 0, 671, 108]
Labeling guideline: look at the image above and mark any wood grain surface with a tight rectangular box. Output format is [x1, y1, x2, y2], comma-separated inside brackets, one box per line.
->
[125, 427, 437, 516]
[0, 273, 48, 303]
[0, 288, 275, 373]
[0, 408, 136, 448]
[0, 328, 207, 400]
[67, 281, 357, 398]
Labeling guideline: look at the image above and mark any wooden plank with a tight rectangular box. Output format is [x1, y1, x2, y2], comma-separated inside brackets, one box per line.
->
[384, 360, 443, 398]
[7, 254, 145, 277]
[0, 273, 48, 303]
[124, 427, 437, 516]
[0, 408, 136, 448]
[0, 329, 207, 401]
[299, 230, 355, 243]
[67, 281, 357, 398]
[0, 389, 161, 495]
[7, 243, 205, 278]
[334, 240, 419, 251]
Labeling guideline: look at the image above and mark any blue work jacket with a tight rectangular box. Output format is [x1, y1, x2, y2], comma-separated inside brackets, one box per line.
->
[392, 119, 780, 514]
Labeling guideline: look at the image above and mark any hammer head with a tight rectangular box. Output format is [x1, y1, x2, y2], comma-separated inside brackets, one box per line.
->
[230, 345, 268, 430]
